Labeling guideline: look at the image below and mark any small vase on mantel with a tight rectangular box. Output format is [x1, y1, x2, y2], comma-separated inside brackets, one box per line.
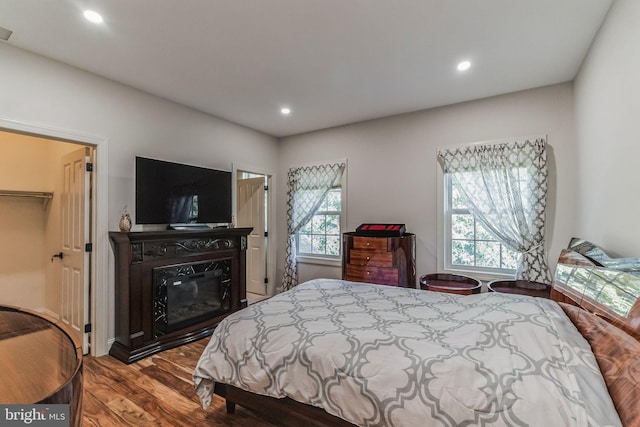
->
[119, 207, 132, 232]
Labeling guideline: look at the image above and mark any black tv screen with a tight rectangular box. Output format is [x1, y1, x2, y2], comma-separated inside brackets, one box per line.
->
[135, 157, 232, 225]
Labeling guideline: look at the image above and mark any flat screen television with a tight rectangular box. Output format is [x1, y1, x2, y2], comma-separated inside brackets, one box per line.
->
[135, 156, 232, 226]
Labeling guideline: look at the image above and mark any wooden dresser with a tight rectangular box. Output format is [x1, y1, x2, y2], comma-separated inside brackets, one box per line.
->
[342, 232, 416, 287]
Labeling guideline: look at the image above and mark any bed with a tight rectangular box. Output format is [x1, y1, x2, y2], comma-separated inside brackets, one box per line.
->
[193, 249, 640, 427]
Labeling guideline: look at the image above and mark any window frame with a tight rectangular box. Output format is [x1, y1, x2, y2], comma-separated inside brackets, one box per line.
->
[443, 174, 518, 277]
[294, 161, 347, 267]
[295, 186, 343, 260]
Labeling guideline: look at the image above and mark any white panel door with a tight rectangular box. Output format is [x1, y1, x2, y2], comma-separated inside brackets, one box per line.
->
[60, 147, 90, 353]
[237, 177, 266, 295]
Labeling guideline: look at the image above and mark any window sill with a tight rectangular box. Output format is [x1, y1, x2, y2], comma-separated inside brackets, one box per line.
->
[296, 255, 342, 268]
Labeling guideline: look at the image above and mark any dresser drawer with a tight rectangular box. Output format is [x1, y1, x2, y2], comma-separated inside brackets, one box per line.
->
[346, 265, 399, 285]
[342, 232, 415, 287]
[352, 236, 388, 251]
[349, 249, 393, 267]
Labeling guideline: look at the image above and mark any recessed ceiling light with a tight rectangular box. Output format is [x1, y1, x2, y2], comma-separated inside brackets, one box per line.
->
[83, 10, 104, 24]
[457, 61, 471, 72]
[280, 107, 291, 115]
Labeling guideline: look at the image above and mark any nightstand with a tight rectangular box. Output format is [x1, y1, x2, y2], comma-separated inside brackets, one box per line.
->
[487, 279, 550, 298]
[419, 273, 482, 295]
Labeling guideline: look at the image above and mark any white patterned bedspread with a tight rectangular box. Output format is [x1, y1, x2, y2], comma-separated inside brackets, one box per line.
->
[193, 279, 621, 427]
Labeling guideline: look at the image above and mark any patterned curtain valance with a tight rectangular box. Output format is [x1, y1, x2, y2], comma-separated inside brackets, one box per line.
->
[438, 138, 548, 174]
[438, 137, 551, 283]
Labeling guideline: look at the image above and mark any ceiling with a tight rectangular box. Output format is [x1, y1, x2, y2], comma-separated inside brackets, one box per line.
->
[0, 0, 613, 138]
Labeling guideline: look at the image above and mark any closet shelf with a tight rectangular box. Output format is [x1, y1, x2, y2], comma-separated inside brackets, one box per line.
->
[0, 190, 54, 209]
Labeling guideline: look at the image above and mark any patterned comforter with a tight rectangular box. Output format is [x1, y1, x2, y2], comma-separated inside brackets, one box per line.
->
[193, 279, 621, 427]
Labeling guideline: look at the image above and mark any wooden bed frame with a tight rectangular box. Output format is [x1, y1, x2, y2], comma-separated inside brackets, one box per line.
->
[215, 382, 354, 427]
[212, 248, 639, 427]
[551, 248, 640, 341]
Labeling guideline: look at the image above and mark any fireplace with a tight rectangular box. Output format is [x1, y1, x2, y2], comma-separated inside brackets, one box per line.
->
[153, 259, 232, 337]
[109, 228, 251, 363]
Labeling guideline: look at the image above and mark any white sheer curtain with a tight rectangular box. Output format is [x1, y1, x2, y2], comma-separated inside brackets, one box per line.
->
[282, 162, 346, 291]
[438, 137, 551, 283]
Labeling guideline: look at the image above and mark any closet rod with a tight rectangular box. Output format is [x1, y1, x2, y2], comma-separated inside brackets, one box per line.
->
[0, 190, 54, 209]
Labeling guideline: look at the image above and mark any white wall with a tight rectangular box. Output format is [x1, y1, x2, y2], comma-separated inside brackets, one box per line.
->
[278, 83, 577, 285]
[0, 44, 279, 231]
[0, 43, 279, 351]
[574, 0, 640, 257]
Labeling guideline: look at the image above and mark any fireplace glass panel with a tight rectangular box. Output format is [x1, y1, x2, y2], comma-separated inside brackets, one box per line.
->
[153, 259, 232, 337]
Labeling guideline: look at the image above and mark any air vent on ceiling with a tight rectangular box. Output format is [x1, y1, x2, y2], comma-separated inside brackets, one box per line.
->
[0, 26, 13, 41]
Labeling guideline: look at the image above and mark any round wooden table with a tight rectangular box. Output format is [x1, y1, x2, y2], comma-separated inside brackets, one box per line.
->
[419, 273, 482, 295]
[487, 279, 551, 298]
[0, 305, 83, 426]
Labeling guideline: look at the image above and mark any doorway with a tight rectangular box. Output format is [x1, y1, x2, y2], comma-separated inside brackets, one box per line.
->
[0, 129, 94, 354]
[236, 170, 270, 299]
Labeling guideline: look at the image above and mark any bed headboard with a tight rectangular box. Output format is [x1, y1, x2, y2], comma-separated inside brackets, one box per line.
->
[552, 246, 640, 427]
[551, 247, 640, 342]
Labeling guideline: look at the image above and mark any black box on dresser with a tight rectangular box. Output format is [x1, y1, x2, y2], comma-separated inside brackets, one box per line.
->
[108, 228, 252, 363]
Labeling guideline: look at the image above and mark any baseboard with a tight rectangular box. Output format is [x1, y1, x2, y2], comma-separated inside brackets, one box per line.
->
[37, 308, 60, 320]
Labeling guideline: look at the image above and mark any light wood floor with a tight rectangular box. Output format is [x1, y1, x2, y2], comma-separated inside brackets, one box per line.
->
[82, 338, 275, 426]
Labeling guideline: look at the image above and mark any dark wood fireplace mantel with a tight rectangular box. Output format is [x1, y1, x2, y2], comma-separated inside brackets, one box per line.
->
[109, 228, 252, 363]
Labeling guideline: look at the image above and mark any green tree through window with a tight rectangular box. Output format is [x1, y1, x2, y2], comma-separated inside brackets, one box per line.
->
[297, 188, 342, 257]
[447, 178, 519, 273]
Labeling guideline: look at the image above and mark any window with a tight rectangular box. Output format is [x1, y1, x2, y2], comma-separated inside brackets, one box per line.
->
[283, 160, 346, 291]
[188, 195, 199, 221]
[438, 138, 550, 283]
[296, 187, 342, 257]
[445, 175, 519, 274]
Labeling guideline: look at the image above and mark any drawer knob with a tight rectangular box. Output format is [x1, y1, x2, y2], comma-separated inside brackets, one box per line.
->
[366, 242, 370, 246]
[366, 256, 370, 261]
[366, 271, 371, 275]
